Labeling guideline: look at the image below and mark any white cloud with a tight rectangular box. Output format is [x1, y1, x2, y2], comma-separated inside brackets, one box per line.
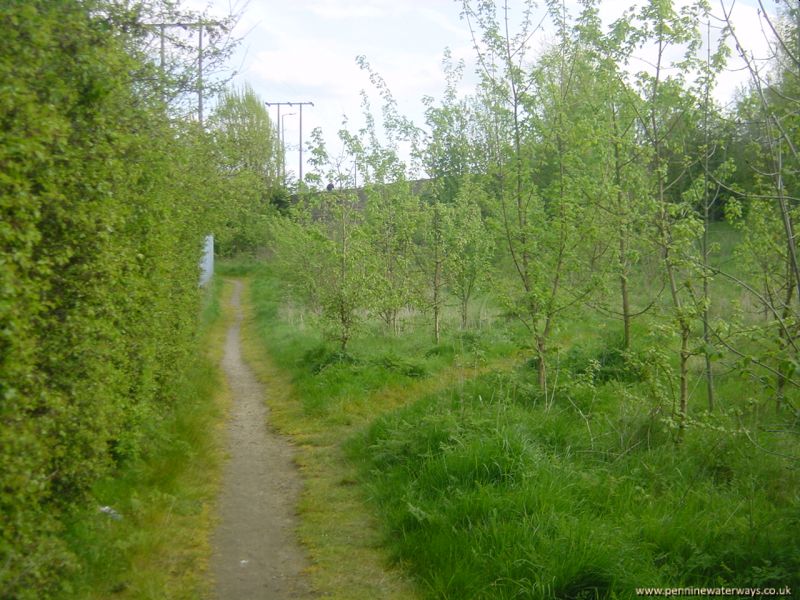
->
[250, 40, 362, 96]
[306, 0, 390, 19]
[196, 0, 781, 178]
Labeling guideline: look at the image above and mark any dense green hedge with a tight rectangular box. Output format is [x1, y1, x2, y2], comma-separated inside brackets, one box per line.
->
[0, 2, 217, 595]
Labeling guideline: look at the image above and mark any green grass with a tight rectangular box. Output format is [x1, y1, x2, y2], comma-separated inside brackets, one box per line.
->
[348, 374, 800, 598]
[237, 221, 800, 600]
[215, 254, 263, 277]
[226, 261, 521, 598]
[58, 277, 227, 599]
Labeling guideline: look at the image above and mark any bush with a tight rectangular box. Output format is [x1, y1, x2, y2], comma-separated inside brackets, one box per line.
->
[563, 340, 643, 383]
[302, 345, 361, 374]
[0, 3, 218, 595]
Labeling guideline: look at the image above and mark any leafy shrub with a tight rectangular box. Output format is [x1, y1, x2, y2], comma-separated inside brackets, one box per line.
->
[373, 353, 428, 378]
[563, 341, 643, 383]
[301, 345, 360, 374]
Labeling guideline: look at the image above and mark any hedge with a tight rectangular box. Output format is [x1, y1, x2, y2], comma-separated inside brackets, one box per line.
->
[0, 2, 217, 595]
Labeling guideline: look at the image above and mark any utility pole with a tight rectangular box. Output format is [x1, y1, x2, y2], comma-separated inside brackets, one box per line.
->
[150, 20, 223, 126]
[297, 102, 313, 182]
[160, 24, 165, 79]
[198, 24, 204, 125]
[281, 112, 296, 182]
[266, 101, 314, 182]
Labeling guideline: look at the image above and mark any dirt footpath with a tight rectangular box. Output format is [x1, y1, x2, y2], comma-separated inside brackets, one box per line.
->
[210, 280, 312, 599]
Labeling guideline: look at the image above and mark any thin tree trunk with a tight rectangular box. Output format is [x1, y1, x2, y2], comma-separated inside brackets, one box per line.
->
[702, 26, 715, 412]
[679, 327, 689, 438]
[339, 200, 350, 353]
[433, 243, 442, 345]
[776, 265, 795, 411]
[664, 209, 691, 440]
[612, 106, 632, 350]
[434, 298, 441, 344]
[651, 23, 689, 440]
[620, 237, 632, 350]
[339, 299, 350, 353]
[702, 255, 715, 411]
[536, 336, 547, 392]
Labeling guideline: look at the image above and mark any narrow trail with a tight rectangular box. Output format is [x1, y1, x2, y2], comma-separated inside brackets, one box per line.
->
[210, 280, 312, 599]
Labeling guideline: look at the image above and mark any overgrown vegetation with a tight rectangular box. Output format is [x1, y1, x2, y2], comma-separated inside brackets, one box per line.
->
[4, 0, 800, 597]
[250, 0, 800, 597]
[352, 383, 800, 597]
[251, 222, 800, 597]
[60, 276, 226, 599]
[0, 1, 271, 596]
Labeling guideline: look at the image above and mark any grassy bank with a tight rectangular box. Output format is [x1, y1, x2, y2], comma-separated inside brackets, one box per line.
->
[59, 278, 229, 599]
[238, 248, 799, 599]
[349, 371, 800, 598]
[232, 259, 522, 598]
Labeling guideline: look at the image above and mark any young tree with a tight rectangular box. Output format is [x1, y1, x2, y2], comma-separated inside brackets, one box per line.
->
[720, 0, 800, 412]
[625, 0, 719, 436]
[463, 0, 607, 392]
[340, 90, 420, 335]
[421, 49, 489, 201]
[363, 179, 420, 334]
[569, 3, 654, 352]
[447, 176, 495, 330]
[272, 128, 374, 351]
[416, 198, 452, 345]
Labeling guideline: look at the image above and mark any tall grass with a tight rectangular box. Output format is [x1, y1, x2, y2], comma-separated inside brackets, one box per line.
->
[348, 372, 800, 598]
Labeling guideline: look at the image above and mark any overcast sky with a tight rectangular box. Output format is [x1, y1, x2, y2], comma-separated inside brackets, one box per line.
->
[187, 0, 779, 181]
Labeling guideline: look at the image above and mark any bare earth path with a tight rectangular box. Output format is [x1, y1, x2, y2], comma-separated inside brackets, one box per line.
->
[210, 280, 312, 599]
